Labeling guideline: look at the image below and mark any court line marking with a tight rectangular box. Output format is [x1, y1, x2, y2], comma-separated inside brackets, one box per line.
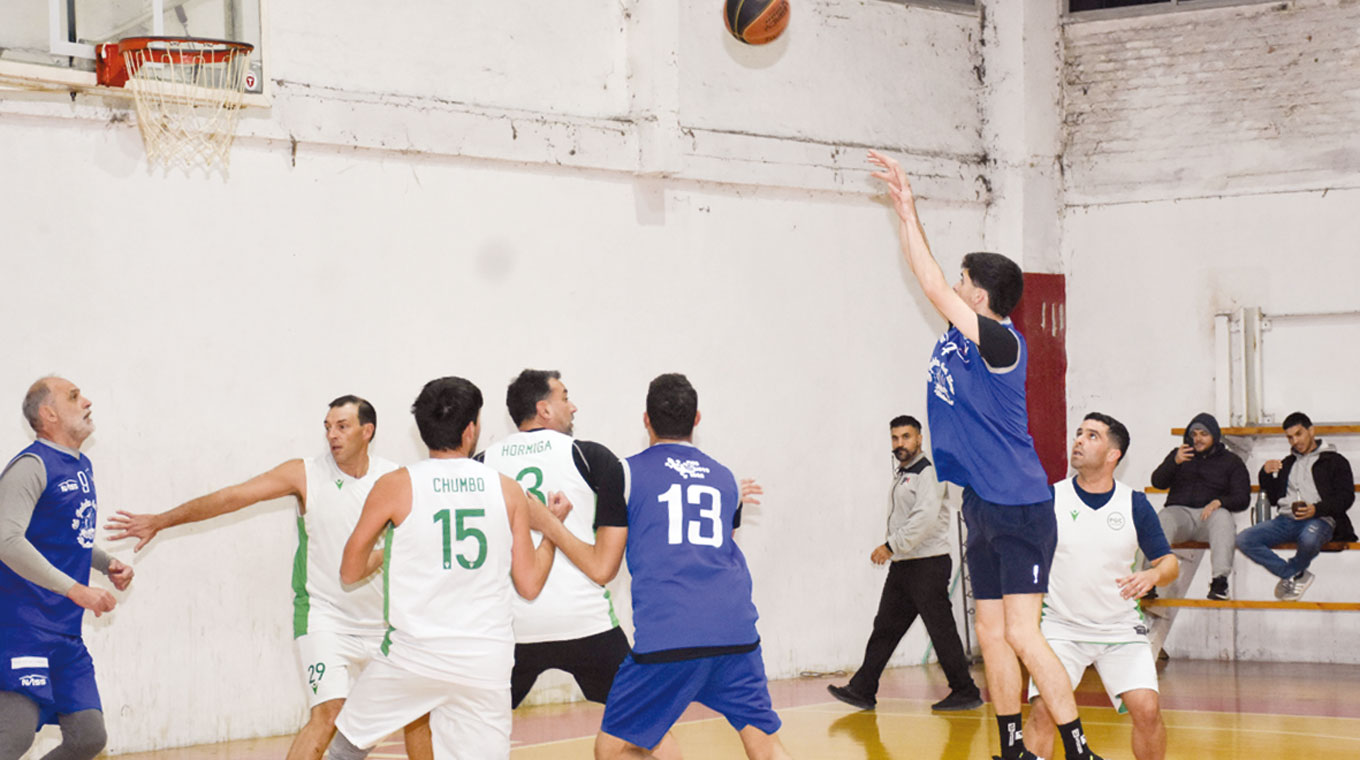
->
[801, 705, 1360, 743]
[509, 700, 1360, 750]
[510, 715, 735, 750]
[801, 698, 1360, 724]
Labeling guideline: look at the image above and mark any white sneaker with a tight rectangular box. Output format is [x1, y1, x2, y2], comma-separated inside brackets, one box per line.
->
[1279, 570, 1315, 602]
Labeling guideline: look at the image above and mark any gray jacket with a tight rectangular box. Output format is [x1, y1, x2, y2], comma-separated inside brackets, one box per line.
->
[885, 453, 951, 561]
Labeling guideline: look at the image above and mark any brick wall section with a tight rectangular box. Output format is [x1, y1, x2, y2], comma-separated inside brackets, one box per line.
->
[1061, 0, 1360, 205]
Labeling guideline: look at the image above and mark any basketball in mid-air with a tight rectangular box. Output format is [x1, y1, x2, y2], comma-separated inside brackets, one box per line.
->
[723, 0, 791, 46]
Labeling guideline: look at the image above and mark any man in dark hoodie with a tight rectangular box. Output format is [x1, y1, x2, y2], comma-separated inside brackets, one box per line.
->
[1236, 412, 1355, 601]
[1149, 413, 1251, 600]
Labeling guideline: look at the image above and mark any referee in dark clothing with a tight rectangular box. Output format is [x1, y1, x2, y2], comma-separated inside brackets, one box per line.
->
[828, 415, 982, 712]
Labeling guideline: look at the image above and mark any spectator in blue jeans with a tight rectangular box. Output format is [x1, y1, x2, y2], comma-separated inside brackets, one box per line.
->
[1236, 412, 1355, 601]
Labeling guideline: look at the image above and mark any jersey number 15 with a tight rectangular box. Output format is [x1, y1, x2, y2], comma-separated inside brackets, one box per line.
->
[433, 508, 487, 570]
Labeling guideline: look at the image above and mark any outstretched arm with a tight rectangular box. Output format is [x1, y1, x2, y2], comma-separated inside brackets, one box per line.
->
[867, 150, 980, 344]
[105, 459, 306, 551]
[341, 469, 409, 585]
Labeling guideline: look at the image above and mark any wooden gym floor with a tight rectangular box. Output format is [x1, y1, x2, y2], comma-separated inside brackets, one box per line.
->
[112, 659, 1360, 759]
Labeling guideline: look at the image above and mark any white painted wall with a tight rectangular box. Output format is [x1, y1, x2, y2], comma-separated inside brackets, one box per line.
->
[5, 0, 1356, 752]
[0, 1, 988, 754]
[1061, 0, 1360, 662]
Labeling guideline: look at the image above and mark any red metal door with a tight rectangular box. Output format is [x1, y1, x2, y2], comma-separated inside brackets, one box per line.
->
[1010, 274, 1068, 484]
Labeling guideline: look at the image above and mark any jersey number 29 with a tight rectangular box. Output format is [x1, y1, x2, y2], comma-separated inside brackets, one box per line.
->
[659, 484, 723, 548]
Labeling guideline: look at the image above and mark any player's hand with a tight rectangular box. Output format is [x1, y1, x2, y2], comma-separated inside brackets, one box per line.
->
[1292, 503, 1316, 520]
[867, 150, 920, 224]
[1174, 445, 1194, 464]
[738, 479, 763, 506]
[870, 545, 892, 565]
[1200, 500, 1221, 522]
[67, 583, 116, 617]
[1116, 568, 1159, 600]
[105, 558, 134, 591]
[546, 491, 573, 521]
[105, 510, 162, 552]
[1263, 459, 1283, 475]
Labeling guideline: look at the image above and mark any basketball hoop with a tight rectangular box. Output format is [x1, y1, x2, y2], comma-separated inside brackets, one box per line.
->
[96, 36, 255, 172]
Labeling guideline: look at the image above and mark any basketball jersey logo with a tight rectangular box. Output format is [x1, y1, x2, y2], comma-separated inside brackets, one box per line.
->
[72, 497, 97, 549]
[929, 355, 957, 406]
[665, 457, 710, 480]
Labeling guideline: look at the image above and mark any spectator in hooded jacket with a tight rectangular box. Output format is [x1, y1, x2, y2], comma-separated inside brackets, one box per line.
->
[1149, 413, 1250, 600]
[1236, 412, 1355, 601]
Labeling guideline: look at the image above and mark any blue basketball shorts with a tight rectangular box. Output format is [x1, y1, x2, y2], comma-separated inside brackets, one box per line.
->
[600, 647, 782, 750]
[961, 487, 1058, 600]
[0, 625, 102, 728]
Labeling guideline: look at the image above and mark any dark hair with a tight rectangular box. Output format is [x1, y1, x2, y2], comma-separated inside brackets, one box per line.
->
[646, 373, 698, 440]
[1083, 412, 1130, 463]
[1282, 411, 1312, 431]
[329, 395, 377, 441]
[889, 415, 921, 432]
[411, 377, 483, 452]
[961, 252, 1024, 317]
[506, 369, 560, 426]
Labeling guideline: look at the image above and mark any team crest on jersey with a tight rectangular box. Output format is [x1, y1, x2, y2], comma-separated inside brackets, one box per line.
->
[665, 458, 710, 480]
[72, 499, 97, 548]
[1106, 512, 1126, 530]
[19, 674, 47, 687]
[335, 479, 344, 490]
[929, 356, 956, 407]
[57, 478, 80, 493]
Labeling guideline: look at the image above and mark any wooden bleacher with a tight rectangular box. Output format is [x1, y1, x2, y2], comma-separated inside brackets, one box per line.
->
[1139, 424, 1360, 649]
[1169, 424, 1360, 436]
[1142, 538, 1360, 651]
[1144, 484, 1360, 494]
[1144, 598, 1360, 612]
[1170, 540, 1360, 551]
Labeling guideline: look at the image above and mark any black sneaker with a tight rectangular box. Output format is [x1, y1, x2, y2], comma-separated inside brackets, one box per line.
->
[991, 753, 1040, 760]
[931, 689, 983, 711]
[826, 683, 876, 711]
[1207, 576, 1229, 601]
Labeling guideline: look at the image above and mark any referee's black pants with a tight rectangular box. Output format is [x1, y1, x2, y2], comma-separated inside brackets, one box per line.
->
[847, 553, 977, 698]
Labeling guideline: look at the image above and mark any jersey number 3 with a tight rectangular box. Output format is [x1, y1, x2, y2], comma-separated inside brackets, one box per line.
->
[433, 508, 487, 570]
[659, 484, 723, 548]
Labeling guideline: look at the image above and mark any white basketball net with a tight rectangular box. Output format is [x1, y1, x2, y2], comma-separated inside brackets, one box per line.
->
[122, 40, 251, 171]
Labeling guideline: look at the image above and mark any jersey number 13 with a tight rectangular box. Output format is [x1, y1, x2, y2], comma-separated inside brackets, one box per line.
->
[659, 484, 724, 548]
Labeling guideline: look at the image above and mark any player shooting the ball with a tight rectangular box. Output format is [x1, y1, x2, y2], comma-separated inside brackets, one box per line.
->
[867, 151, 1104, 760]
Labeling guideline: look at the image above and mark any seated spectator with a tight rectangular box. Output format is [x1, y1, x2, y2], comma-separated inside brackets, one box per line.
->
[1236, 412, 1355, 601]
[1150, 413, 1250, 600]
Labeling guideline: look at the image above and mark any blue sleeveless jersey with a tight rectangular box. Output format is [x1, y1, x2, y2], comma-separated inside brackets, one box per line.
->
[0, 442, 98, 635]
[926, 321, 1051, 505]
[623, 444, 759, 655]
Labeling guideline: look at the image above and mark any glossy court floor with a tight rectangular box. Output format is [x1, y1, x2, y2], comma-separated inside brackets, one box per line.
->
[113, 659, 1360, 759]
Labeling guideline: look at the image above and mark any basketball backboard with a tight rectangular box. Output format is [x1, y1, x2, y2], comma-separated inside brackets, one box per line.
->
[0, 0, 266, 98]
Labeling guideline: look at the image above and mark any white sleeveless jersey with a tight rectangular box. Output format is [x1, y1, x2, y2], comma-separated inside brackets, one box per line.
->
[1041, 478, 1149, 644]
[481, 429, 617, 643]
[294, 453, 399, 637]
[382, 457, 514, 687]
